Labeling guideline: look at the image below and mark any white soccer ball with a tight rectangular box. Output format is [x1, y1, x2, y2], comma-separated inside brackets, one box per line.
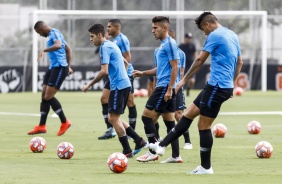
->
[107, 152, 128, 173]
[212, 123, 227, 138]
[255, 141, 273, 158]
[57, 142, 74, 159]
[29, 136, 46, 153]
[247, 120, 261, 134]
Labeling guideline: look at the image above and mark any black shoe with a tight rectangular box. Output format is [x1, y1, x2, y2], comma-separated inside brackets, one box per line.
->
[133, 138, 147, 155]
[98, 128, 116, 140]
[123, 151, 134, 158]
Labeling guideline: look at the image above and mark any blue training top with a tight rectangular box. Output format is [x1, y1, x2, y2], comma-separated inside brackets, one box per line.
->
[176, 48, 186, 83]
[112, 33, 134, 76]
[100, 40, 131, 90]
[154, 36, 180, 88]
[203, 26, 241, 88]
[47, 28, 68, 69]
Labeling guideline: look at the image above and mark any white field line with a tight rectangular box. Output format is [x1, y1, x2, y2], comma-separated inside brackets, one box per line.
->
[219, 111, 282, 115]
[0, 112, 58, 117]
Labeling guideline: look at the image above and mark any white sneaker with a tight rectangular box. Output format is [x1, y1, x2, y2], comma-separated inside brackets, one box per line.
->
[189, 165, 214, 174]
[183, 143, 193, 150]
[148, 142, 166, 156]
[160, 156, 183, 163]
[136, 151, 159, 162]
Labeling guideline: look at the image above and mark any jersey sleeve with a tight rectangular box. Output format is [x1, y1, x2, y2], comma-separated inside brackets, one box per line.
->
[100, 45, 110, 65]
[181, 51, 186, 68]
[50, 31, 62, 42]
[119, 36, 130, 53]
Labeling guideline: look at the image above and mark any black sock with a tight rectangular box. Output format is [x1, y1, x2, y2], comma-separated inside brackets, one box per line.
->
[126, 126, 141, 143]
[48, 97, 66, 123]
[142, 116, 157, 154]
[164, 120, 179, 158]
[39, 99, 50, 126]
[119, 136, 132, 154]
[128, 105, 137, 130]
[183, 130, 191, 143]
[199, 129, 213, 169]
[102, 103, 112, 129]
[160, 116, 193, 147]
[155, 122, 160, 140]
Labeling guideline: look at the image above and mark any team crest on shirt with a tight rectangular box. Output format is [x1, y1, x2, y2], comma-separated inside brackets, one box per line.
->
[113, 40, 118, 44]
[159, 44, 163, 50]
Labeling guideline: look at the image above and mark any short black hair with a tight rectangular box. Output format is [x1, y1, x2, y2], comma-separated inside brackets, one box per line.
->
[195, 11, 218, 30]
[152, 16, 170, 24]
[34, 21, 44, 29]
[108, 19, 121, 26]
[88, 24, 105, 36]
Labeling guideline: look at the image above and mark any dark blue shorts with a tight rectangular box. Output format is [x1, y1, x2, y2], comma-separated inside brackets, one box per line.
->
[43, 67, 68, 90]
[194, 83, 233, 118]
[145, 86, 176, 113]
[108, 87, 130, 114]
[175, 87, 186, 110]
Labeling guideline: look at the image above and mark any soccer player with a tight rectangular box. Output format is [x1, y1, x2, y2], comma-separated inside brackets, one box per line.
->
[148, 12, 243, 174]
[179, 32, 197, 96]
[28, 21, 73, 136]
[82, 24, 146, 157]
[98, 19, 137, 140]
[132, 16, 181, 163]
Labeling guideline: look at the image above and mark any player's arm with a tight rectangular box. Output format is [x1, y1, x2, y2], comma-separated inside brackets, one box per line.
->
[180, 67, 185, 79]
[37, 40, 62, 62]
[123, 58, 129, 71]
[132, 67, 157, 78]
[123, 51, 131, 64]
[176, 50, 209, 93]
[82, 64, 108, 92]
[234, 55, 243, 83]
[65, 43, 73, 75]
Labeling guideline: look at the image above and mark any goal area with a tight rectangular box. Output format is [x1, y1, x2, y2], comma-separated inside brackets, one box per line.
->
[32, 10, 267, 92]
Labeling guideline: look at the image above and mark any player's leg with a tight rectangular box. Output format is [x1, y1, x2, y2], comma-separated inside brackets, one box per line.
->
[190, 84, 232, 174]
[127, 76, 137, 130]
[43, 67, 71, 136]
[152, 113, 161, 141]
[175, 87, 192, 149]
[98, 79, 116, 140]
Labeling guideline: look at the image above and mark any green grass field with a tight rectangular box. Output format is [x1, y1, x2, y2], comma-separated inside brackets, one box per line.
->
[0, 90, 282, 184]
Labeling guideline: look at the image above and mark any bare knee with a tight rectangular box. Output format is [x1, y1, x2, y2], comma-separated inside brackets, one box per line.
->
[175, 111, 182, 122]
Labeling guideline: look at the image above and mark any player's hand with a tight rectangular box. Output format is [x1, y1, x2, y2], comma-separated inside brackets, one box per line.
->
[132, 70, 143, 78]
[164, 88, 172, 102]
[68, 67, 73, 75]
[37, 50, 45, 62]
[175, 79, 185, 94]
[82, 84, 90, 92]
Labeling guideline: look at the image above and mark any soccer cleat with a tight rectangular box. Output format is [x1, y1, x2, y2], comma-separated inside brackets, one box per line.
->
[124, 151, 134, 158]
[98, 127, 116, 140]
[148, 142, 166, 156]
[160, 156, 183, 163]
[27, 125, 47, 135]
[136, 151, 159, 162]
[183, 143, 193, 150]
[133, 138, 147, 156]
[57, 119, 72, 136]
[189, 165, 214, 174]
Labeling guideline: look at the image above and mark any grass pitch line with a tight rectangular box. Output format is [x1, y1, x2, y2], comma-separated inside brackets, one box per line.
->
[0, 111, 58, 118]
[219, 111, 282, 115]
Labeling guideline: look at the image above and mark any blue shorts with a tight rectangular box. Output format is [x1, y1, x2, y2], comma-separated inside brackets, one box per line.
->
[194, 83, 233, 118]
[108, 87, 130, 114]
[145, 86, 176, 114]
[43, 67, 68, 90]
